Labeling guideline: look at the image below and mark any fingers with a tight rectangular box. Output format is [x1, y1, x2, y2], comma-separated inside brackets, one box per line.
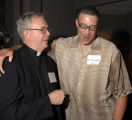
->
[9, 54, 13, 62]
[48, 90, 65, 105]
[0, 49, 14, 75]
[57, 90, 65, 104]
[0, 68, 5, 74]
[0, 57, 5, 74]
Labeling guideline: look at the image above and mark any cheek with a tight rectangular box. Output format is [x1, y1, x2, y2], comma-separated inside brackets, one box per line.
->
[30, 33, 38, 40]
[32, 35, 42, 44]
[91, 31, 96, 36]
[35, 34, 43, 41]
[32, 32, 43, 38]
[78, 28, 84, 35]
[91, 32, 96, 37]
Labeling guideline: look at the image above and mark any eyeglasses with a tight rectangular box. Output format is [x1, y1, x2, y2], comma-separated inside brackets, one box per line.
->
[78, 21, 97, 31]
[27, 27, 51, 34]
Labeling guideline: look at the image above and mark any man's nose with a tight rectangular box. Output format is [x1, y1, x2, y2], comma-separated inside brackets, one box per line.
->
[85, 28, 90, 34]
[46, 30, 50, 36]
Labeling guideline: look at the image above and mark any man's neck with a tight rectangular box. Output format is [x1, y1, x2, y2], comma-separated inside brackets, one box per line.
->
[23, 40, 44, 53]
[80, 44, 89, 54]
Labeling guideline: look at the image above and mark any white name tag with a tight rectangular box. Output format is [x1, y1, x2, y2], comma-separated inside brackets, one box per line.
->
[87, 55, 101, 65]
[48, 72, 57, 83]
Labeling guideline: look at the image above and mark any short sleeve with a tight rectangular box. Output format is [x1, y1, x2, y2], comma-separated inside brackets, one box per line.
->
[109, 49, 132, 98]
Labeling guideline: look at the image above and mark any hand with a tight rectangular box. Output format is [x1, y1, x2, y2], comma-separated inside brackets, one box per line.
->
[0, 48, 13, 74]
[48, 90, 65, 105]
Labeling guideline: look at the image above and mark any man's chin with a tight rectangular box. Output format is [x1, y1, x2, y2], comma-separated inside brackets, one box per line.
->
[44, 44, 48, 48]
[81, 40, 93, 45]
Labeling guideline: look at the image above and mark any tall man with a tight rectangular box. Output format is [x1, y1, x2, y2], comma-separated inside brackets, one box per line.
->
[0, 7, 132, 120]
[0, 12, 65, 120]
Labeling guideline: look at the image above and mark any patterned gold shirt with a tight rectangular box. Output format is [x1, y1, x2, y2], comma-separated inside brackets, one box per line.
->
[48, 35, 132, 120]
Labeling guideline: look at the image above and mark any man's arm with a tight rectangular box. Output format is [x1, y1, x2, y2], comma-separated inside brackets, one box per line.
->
[9, 44, 22, 51]
[113, 96, 128, 120]
[0, 45, 22, 74]
[110, 49, 132, 120]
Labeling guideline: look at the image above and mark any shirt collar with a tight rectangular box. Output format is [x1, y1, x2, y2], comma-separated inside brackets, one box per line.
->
[68, 35, 102, 51]
[36, 52, 42, 56]
[23, 44, 42, 57]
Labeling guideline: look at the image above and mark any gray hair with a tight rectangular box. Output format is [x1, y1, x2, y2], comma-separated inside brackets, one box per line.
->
[16, 12, 45, 41]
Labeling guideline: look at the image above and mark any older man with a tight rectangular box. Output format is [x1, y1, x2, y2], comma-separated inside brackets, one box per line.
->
[0, 7, 132, 120]
[0, 12, 65, 120]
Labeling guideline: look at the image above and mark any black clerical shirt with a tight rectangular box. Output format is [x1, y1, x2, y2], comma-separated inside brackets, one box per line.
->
[0, 44, 62, 120]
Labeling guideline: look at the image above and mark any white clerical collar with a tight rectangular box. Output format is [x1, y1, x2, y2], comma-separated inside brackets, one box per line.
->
[37, 52, 42, 56]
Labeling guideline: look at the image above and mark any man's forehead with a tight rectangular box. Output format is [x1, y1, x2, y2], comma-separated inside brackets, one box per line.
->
[79, 13, 98, 19]
[78, 14, 98, 24]
[31, 16, 45, 22]
[31, 17, 48, 27]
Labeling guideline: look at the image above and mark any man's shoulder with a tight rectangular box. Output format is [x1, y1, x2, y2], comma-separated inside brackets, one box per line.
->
[98, 37, 118, 50]
[2, 53, 18, 74]
[53, 35, 77, 46]
[4, 50, 20, 65]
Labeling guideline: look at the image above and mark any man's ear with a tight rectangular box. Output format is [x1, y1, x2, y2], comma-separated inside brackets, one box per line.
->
[75, 19, 79, 28]
[23, 30, 27, 37]
[23, 29, 29, 39]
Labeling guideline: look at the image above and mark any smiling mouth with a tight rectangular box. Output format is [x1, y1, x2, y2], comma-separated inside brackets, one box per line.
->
[83, 36, 90, 39]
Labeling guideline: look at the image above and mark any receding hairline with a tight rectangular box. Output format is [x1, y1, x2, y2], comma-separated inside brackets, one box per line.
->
[29, 15, 48, 27]
[78, 13, 99, 18]
[77, 13, 99, 25]
[30, 15, 46, 22]
[77, 7, 100, 20]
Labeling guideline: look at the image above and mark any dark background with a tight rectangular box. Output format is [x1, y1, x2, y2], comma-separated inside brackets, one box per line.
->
[0, 0, 132, 119]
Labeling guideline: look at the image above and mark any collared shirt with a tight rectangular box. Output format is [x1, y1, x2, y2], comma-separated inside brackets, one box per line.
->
[48, 35, 132, 120]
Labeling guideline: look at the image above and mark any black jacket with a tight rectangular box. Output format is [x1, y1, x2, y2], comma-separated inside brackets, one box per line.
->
[0, 45, 62, 120]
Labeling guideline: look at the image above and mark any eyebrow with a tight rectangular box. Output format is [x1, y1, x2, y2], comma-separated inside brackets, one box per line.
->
[79, 23, 97, 26]
[41, 26, 48, 29]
